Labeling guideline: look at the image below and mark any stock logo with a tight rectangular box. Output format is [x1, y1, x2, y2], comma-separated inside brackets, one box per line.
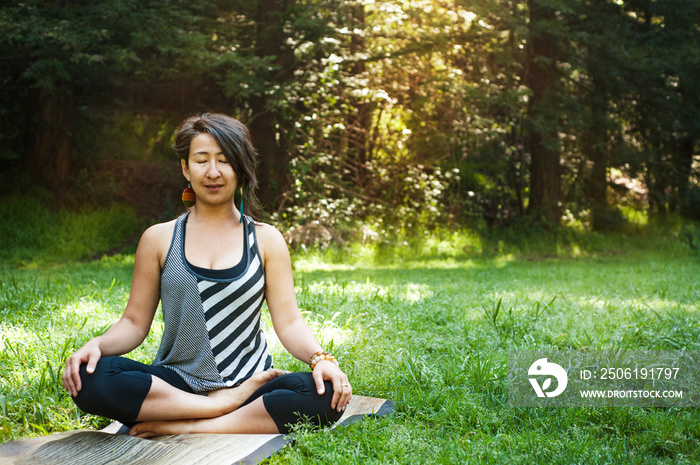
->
[528, 358, 568, 398]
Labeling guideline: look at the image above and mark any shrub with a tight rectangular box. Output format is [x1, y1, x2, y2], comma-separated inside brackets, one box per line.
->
[0, 195, 140, 266]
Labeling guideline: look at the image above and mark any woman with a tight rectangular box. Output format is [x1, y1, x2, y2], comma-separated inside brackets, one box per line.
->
[62, 113, 351, 438]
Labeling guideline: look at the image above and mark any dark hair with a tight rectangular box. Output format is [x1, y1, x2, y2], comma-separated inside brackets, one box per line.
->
[174, 113, 262, 219]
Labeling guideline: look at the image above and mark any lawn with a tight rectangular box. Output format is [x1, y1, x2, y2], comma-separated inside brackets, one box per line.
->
[1, 219, 699, 463]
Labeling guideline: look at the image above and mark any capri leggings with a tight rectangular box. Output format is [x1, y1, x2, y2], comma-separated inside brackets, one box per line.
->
[72, 356, 343, 434]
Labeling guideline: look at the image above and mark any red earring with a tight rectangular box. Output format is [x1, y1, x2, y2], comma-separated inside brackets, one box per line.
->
[182, 183, 196, 207]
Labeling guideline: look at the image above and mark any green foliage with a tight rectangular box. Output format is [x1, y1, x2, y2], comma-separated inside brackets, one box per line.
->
[1, 0, 699, 235]
[268, 0, 477, 242]
[277, 153, 457, 248]
[72, 108, 179, 163]
[0, 0, 208, 90]
[0, 0, 216, 168]
[0, 193, 140, 267]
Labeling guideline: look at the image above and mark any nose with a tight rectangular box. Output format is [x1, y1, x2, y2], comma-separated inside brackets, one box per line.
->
[206, 161, 221, 178]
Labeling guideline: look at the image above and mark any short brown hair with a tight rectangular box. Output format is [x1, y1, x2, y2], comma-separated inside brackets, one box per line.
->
[174, 113, 263, 219]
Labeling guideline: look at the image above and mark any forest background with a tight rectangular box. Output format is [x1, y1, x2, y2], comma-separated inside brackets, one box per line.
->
[1, 0, 699, 249]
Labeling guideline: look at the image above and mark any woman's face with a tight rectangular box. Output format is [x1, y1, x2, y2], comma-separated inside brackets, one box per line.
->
[181, 133, 238, 206]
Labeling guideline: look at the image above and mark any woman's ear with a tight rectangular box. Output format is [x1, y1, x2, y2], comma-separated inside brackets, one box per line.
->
[181, 158, 191, 182]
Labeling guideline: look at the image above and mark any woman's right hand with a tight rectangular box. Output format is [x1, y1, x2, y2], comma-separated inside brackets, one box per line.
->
[62, 339, 102, 397]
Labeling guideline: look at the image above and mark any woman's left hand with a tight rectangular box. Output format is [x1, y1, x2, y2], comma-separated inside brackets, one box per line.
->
[312, 360, 352, 412]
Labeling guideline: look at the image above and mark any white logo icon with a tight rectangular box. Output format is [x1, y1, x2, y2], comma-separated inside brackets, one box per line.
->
[528, 358, 568, 397]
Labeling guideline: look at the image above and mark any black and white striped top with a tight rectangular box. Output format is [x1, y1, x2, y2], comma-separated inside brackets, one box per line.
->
[152, 212, 272, 393]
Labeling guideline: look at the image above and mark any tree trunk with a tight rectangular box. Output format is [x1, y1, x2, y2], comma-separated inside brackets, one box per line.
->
[675, 59, 698, 217]
[525, 0, 562, 227]
[344, 3, 371, 189]
[27, 88, 74, 191]
[583, 92, 610, 230]
[249, 0, 296, 213]
[249, 97, 285, 213]
[676, 135, 695, 216]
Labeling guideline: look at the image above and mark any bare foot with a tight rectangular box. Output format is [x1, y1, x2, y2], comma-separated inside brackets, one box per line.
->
[129, 419, 194, 439]
[206, 368, 286, 414]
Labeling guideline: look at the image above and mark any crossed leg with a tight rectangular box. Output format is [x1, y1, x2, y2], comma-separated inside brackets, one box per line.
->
[130, 396, 277, 438]
[130, 371, 341, 438]
[73, 357, 285, 431]
[73, 358, 340, 438]
[134, 368, 286, 422]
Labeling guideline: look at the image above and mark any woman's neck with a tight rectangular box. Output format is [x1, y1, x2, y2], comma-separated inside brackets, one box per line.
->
[189, 203, 242, 225]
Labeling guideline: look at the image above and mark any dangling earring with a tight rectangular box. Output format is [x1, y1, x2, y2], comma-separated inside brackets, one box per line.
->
[239, 186, 244, 223]
[182, 183, 196, 207]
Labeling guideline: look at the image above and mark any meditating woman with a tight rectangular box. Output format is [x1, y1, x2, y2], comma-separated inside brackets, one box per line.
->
[61, 113, 351, 438]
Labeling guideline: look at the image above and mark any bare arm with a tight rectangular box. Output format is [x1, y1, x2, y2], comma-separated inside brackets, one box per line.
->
[258, 224, 352, 411]
[62, 223, 168, 396]
[258, 225, 320, 360]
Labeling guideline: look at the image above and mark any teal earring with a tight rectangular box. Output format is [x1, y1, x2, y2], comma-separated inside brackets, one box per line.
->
[239, 186, 244, 223]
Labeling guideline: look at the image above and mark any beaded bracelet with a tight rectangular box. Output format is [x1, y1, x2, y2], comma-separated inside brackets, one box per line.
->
[310, 350, 339, 370]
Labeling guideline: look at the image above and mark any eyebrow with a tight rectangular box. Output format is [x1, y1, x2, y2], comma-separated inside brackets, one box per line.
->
[191, 150, 225, 156]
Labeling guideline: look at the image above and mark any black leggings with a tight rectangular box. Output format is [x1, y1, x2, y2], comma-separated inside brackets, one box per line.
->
[72, 356, 342, 434]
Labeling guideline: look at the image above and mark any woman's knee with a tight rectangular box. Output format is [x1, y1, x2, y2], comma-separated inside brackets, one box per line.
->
[72, 357, 151, 424]
[282, 372, 333, 397]
[262, 373, 344, 431]
[72, 357, 118, 414]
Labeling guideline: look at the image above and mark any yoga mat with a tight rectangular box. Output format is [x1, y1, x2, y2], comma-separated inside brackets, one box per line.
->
[0, 395, 393, 465]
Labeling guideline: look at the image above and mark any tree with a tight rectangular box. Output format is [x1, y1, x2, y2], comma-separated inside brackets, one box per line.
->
[616, 0, 700, 216]
[2, 0, 697, 232]
[0, 0, 211, 189]
[524, 0, 566, 226]
[572, 0, 631, 229]
[247, 0, 298, 210]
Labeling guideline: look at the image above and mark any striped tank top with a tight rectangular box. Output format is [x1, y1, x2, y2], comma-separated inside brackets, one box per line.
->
[152, 211, 272, 393]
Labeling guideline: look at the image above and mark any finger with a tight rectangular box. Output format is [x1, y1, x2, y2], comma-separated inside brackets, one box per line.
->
[64, 357, 83, 396]
[336, 380, 352, 411]
[61, 367, 73, 396]
[265, 368, 284, 379]
[66, 376, 78, 397]
[66, 376, 77, 398]
[331, 378, 343, 411]
[339, 385, 353, 410]
[69, 358, 84, 394]
[312, 369, 325, 395]
[86, 351, 101, 374]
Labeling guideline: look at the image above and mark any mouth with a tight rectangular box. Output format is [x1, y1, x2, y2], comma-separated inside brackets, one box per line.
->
[205, 184, 224, 190]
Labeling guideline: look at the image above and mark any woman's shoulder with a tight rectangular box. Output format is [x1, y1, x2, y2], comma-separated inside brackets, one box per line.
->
[253, 221, 285, 242]
[134, 218, 180, 267]
[145, 217, 178, 237]
[253, 221, 289, 260]
[139, 218, 179, 248]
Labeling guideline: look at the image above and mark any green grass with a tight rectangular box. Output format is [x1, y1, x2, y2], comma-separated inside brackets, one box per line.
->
[0, 194, 141, 267]
[1, 218, 699, 463]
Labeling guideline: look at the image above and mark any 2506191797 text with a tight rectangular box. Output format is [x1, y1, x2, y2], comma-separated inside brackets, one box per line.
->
[580, 367, 680, 381]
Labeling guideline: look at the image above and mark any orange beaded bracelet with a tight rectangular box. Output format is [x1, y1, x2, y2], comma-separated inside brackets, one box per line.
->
[310, 350, 339, 370]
